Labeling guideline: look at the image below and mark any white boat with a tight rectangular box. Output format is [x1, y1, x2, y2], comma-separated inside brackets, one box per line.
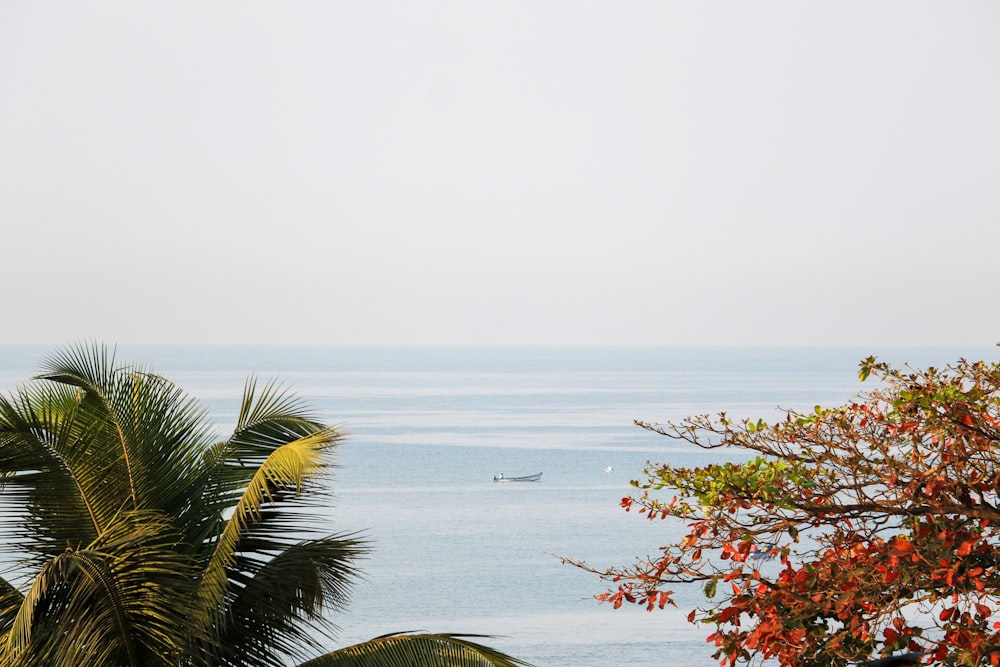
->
[493, 472, 542, 483]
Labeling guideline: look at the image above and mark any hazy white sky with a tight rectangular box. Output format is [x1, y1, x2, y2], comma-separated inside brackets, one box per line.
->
[2, 2, 998, 346]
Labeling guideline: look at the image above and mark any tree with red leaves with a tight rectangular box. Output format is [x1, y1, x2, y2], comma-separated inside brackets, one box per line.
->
[569, 353, 1000, 667]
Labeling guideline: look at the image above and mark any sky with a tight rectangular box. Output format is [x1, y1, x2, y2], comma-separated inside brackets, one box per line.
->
[1, 2, 998, 346]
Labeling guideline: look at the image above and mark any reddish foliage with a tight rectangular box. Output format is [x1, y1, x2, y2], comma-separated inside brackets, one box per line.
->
[575, 354, 1000, 666]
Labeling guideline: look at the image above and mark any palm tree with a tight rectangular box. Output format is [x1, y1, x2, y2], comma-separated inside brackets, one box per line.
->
[0, 344, 531, 667]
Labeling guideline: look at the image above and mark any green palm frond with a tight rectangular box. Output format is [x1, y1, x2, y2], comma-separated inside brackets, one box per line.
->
[34, 343, 144, 509]
[217, 535, 368, 667]
[298, 633, 535, 667]
[0, 576, 25, 640]
[87, 510, 204, 660]
[0, 385, 106, 552]
[4, 549, 113, 666]
[191, 378, 341, 544]
[1, 510, 198, 667]
[36, 343, 118, 393]
[0, 358, 211, 557]
[194, 432, 337, 626]
[39, 344, 214, 510]
[233, 377, 322, 449]
[0, 344, 533, 667]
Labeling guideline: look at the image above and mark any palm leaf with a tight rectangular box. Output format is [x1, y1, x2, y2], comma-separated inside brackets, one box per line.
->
[0, 575, 25, 641]
[298, 633, 535, 667]
[193, 431, 337, 631]
[1, 510, 198, 667]
[35, 343, 142, 508]
[190, 378, 341, 546]
[37, 344, 215, 516]
[0, 384, 106, 554]
[0, 345, 534, 667]
[215, 535, 367, 667]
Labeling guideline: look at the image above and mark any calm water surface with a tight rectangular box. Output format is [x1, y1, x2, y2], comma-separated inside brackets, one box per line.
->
[1, 345, 995, 666]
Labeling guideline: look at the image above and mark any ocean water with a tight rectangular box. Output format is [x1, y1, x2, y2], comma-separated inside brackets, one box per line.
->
[0, 345, 996, 667]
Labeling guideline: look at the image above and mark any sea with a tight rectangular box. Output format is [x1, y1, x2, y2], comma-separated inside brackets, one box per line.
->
[0, 345, 996, 667]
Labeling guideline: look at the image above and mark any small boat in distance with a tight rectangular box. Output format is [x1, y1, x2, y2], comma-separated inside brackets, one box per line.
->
[493, 472, 542, 483]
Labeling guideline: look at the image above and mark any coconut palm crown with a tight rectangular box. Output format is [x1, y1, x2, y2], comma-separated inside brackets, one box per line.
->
[0, 344, 531, 667]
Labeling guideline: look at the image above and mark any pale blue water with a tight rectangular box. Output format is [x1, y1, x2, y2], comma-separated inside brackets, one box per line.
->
[0, 345, 996, 666]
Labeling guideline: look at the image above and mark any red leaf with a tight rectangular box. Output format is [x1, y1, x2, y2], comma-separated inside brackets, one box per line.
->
[889, 537, 914, 555]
